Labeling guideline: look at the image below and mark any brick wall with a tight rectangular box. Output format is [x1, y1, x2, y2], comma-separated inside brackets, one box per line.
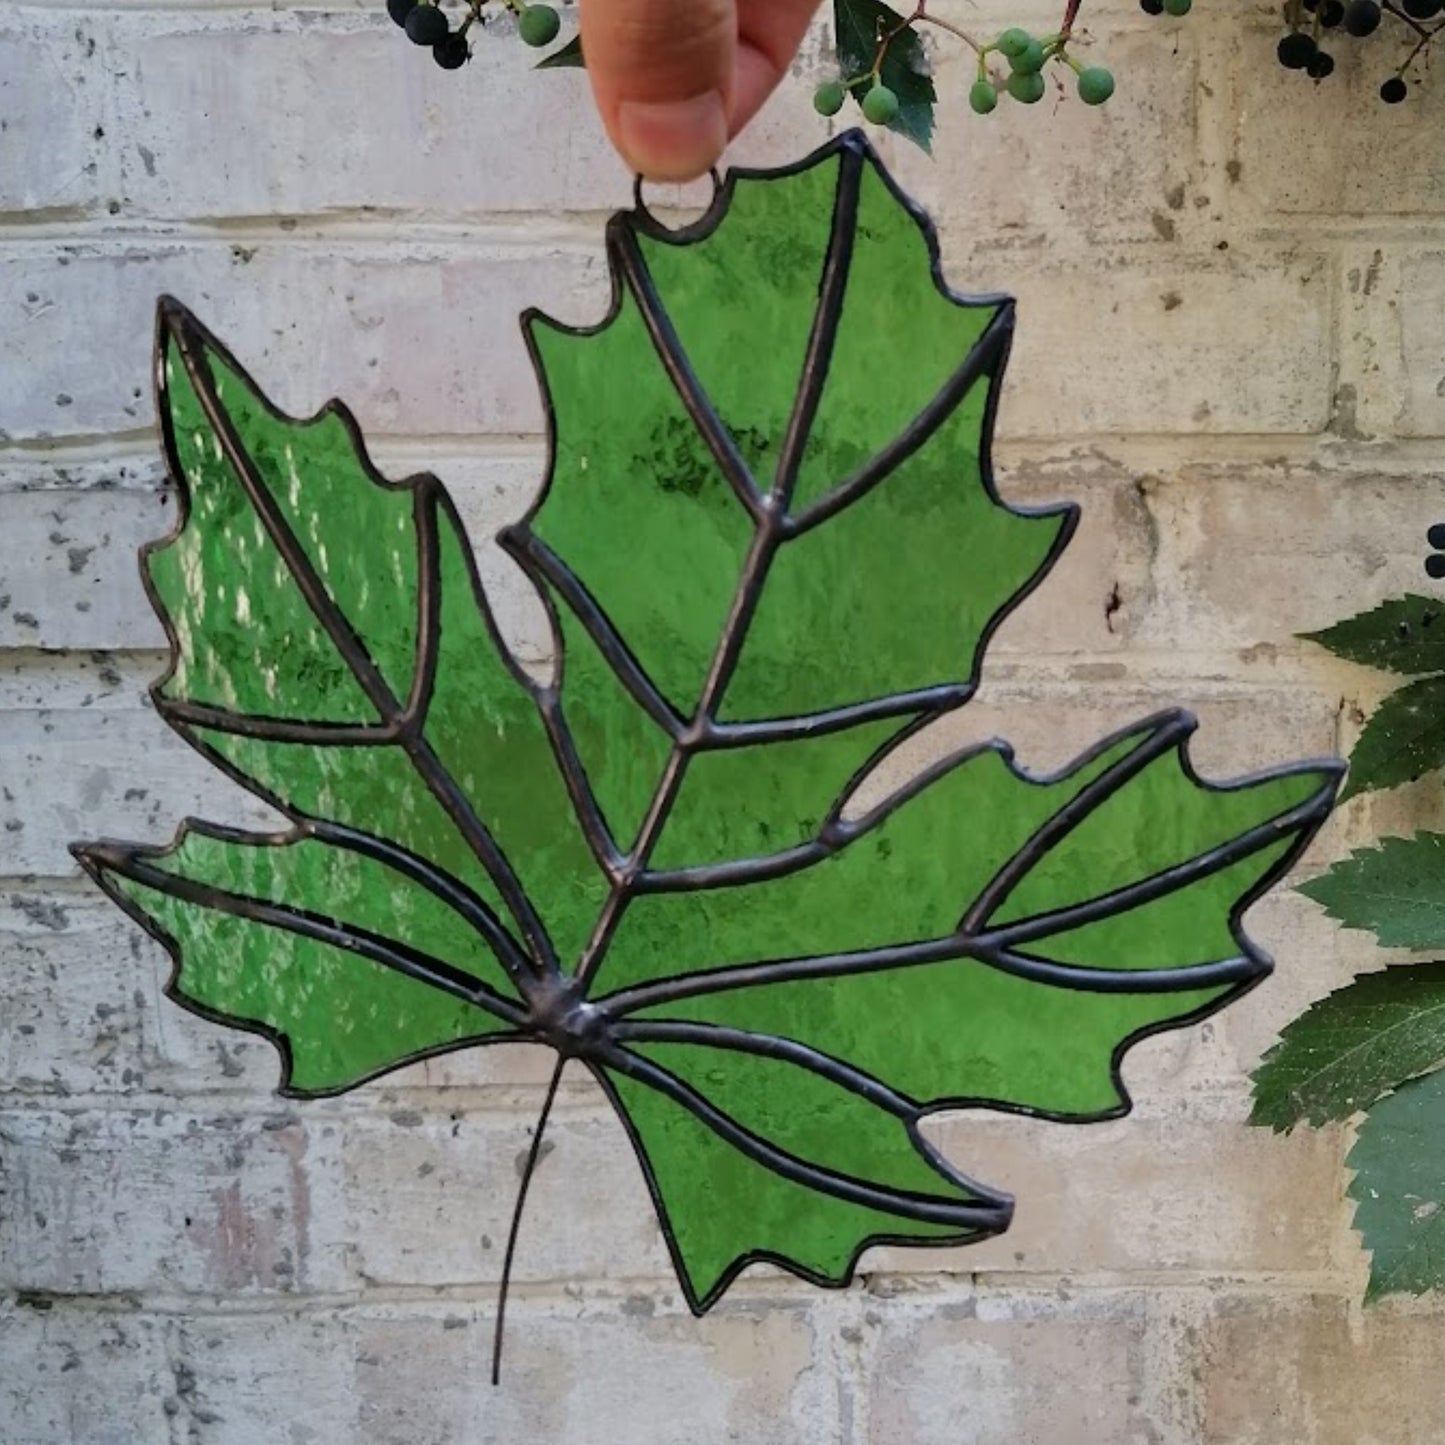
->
[3, 2, 1443, 1440]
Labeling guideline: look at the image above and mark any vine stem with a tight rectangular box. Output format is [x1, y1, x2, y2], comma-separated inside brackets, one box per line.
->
[912, 3, 985, 57]
[491, 1056, 566, 1386]
[1382, 0, 1433, 40]
[865, 0, 1089, 76]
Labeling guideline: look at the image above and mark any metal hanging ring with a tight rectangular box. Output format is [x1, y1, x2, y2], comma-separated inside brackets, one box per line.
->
[632, 167, 724, 229]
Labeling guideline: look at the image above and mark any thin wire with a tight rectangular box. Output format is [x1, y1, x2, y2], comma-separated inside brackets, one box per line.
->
[631, 167, 723, 224]
[491, 1056, 566, 1386]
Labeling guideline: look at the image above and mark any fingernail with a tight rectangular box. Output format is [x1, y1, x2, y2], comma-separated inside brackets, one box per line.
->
[616, 91, 727, 183]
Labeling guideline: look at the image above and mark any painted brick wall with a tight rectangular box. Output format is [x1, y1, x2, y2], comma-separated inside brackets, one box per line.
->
[3, 2, 1443, 1440]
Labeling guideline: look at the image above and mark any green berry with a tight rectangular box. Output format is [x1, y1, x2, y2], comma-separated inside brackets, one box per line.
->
[969, 79, 999, 114]
[996, 27, 1033, 56]
[1006, 69, 1046, 103]
[1162, 0, 1191, 14]
[813, 79, 847, 116]
[861, 81, 900, 125]
[1077, 66, 1115, 104]
[1009, 39, 1047, 74]
[405, 4, 449, 47]
[518, 3, 560, 46]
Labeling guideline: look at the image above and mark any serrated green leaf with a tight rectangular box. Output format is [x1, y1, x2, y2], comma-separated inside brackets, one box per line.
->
[1349, 1068, 1445, 1300]
[77, 133, 1339, 1316]
[1305, 595, 1445, 676]
[1251, 962, 1445, 1130]
[1341, 675, 1445, 800]
[535, 32, 583, 68]
[834, 0, 936, 153]
[1300, 834, 1445, 947]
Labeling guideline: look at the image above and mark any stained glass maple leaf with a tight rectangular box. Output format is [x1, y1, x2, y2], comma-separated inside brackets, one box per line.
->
[75, 132, 1340, 1349]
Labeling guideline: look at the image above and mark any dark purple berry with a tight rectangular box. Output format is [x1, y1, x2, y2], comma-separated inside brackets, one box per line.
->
[405, 3, 448, 45]
[1278, 31, 1318, 68]
[1404, 0, 1443, 18]
[433, 30, 468, 67]
[1319, 0, 1345, 25]
[387, 0, 417, 25]
[1345, 0, 1381, 34]
[1427, 553, 1445, 579]
[1140, 0, 1166, 13]
[1308, 50, 1335, 76]
[1428, 523, 1445, 548]
[1381, 73, 1408, 102]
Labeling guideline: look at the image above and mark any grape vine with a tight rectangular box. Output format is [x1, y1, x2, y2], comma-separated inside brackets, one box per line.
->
[816, 2, 1116, 125]
[1161, 0, 1445, 104]
[386, 0, 576, 72]
[383, 0, 1443, 129]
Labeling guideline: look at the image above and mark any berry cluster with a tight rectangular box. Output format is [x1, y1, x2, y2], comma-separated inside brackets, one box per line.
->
[1141, 0, 1438, 102]
[967, 27, 1114, 111]
[814, 3, 1114, 123]
[387, 0, 561, 71]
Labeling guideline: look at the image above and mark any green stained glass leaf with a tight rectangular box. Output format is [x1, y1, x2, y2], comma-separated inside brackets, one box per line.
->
[75, 133, 1339, 1334]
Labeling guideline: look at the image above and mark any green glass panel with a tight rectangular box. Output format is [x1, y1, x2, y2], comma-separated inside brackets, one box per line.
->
[722, 393, 1064, 720]
[157, 829, 514, 996]
[1033, 842, 1292, 971]
[152, 349, 377, 721]
[607, 1064, 969, 1306]
[425, 512, 606, 968]
[630, 1039, 970, 1196]
[602, 731, 1145, 993]
[651, 717, 901, 870]
[193, 731, 517, 938]
[112, 847, 511, 1096]
[530, 289, 753, 714]
[204, 351, 420, 705]
[545, 579, 672, 855]
[636, 158, 838, 491]
[790, 160, 998, 513]
[994, 754, 1322, 927]
[163, 421, 607, 971]
[640, 970, 1225, 1117]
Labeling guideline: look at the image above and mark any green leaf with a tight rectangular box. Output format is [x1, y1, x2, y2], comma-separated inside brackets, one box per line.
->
[834, 0, 936, 153]
[1305, 595, 1445, 676]
[77, 133, 1339, 1316]
[1251, 963, 1445, 1130]
[536, 33, 583, 68]
[1348, 1068, 1445, 1300]
[1341, 675, 1445, 800]
[1300, 834, 1445, 947]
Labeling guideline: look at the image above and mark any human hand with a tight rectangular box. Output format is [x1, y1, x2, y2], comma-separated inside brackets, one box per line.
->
[581, 0, 823, 182]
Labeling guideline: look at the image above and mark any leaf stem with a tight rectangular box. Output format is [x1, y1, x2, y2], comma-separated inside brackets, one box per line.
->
[912, 5, 985, 58]
[491, 1056, 565, 1386]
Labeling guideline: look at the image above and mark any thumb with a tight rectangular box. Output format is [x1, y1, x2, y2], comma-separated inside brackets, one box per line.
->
[581, 0, 735, 183]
